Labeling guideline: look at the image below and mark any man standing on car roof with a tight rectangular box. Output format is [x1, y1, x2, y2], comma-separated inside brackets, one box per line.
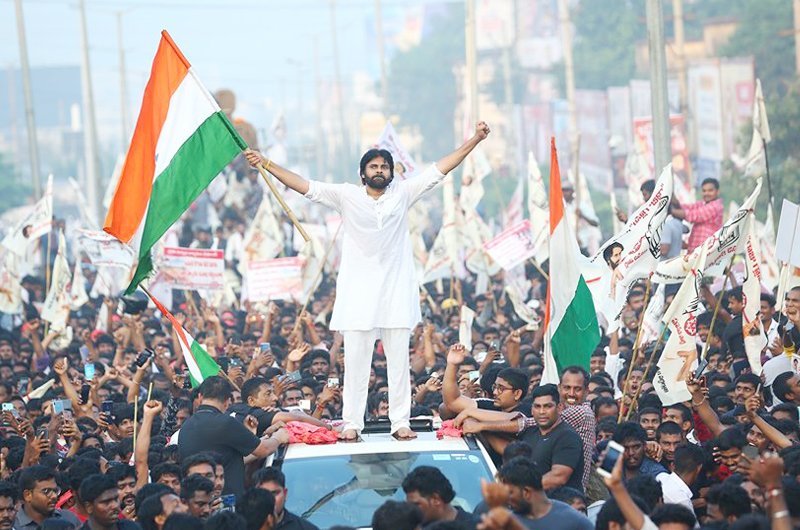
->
[245, 121, 491, 441]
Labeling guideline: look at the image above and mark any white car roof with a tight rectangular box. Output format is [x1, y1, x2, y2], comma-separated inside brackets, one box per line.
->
[282, 432, 479, 460]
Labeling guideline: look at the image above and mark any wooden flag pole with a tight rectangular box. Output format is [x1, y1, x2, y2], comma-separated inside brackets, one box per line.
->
[291, 222, 343, 336]
[257, 164, 310, 242]
[625, 323, 669, 421]
[700, 263, 732, 361]
[617, 278, 652, 422]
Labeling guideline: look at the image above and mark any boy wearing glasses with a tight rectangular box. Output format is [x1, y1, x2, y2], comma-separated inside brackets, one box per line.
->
[15, 466, 81, 530]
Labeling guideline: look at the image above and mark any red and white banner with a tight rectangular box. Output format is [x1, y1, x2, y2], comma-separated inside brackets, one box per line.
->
[160, 247, 224, 291]
[77, 230, 136, 268]
[483, 220, 538, 271]
[246, 257, 305, 302]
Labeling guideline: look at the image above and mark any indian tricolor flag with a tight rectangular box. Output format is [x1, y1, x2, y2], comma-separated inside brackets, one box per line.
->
[104, 31, 246, 293]
[144, 289, 220, 387]
[542, 139, 600, 384]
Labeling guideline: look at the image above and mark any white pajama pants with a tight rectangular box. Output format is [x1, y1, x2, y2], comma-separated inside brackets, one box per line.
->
[341, 327, 411, 434]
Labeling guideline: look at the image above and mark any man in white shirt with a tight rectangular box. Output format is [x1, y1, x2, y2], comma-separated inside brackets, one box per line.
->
[656, 443, 704, 513]
[245, 122, 491, 440]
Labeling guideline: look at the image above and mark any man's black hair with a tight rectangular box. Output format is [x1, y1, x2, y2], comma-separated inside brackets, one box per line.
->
[640, 179, 656, 194]
[548, 486, 585, 506]
[650, 503, 696, 529]
[359, 149, 395, 183]
[673, 444, 705, 475]
[0, 481, 18, 503]
[79, 473, 117, 505]
[401, 466, 455, 503]
[135, 483, 173, 513]
[716, 427, 747, 451]
[530, 383, 559, 403]
[65, 457, 101, 493]
[181, 453, 217, 477]
[735, 372, 760, 388]
[592, 397, 618, 416]
[18, 465, 56, 496]
[771, 402, 800, 422]
[627, 475, 663, 511]
[726, 286, 744, 304]
[235, 488, 275, 530]
[596, 495, 651, 530]
[502, 441, 533, 463]
[496, 368, 529, 399]
[560, 366, 589, 386]
[138, 493, 169, 530]
[179, 475, 213, 501]
[240, 377, 269, 405]
[197, 376, 232, 402]
[152, 463, 182, 484]
[371, 500, 422, 530]
[655, 421, 683, 441]
[637, 407, 661, 420]
[760, 293, 776, 308]
[107, 463, 136, 483]
[665, 403, 693, 425]
[613, 421, 647, 444]
[773, 372, 796, 403]
[203, 512, 247, 530]
[252, 467, 285, 488]
[497, 457, 542, 491]
[163, 513, 203, 530]
[701, 177, 720, 189]
[715, 482, 752, 519]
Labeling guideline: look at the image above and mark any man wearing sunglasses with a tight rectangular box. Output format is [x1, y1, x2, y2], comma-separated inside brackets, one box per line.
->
[15, 466, 81, 530]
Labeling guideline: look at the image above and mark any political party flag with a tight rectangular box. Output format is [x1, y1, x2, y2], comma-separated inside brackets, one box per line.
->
[654, 246, 707, 406]
[0, 252, 23, 315]
[70, 260, 89, 310]
[1, 174, 53, 257]
[742, 214, 767, 374]
[585, 165, 673, 331]
[144, 289, 220, 387]
[654, 178, 762, 284]
[526, 151, 549, 264]
[40, 231, 72, 331]
[459, 305, 475, 351]
[739, 79, 772, 178]
[542, 139, 600, 383]
[104, 31, 246, 294]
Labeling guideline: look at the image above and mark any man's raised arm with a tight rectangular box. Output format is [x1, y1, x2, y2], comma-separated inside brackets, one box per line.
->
[435, 121, 491, 175]
[244, 149, 310, 195]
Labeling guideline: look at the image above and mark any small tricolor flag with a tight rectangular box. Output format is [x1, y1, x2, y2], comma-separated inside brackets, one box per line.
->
[104, 30, 247, 294]
[542, 139, 601, 383]
[144, 290, 220, 387]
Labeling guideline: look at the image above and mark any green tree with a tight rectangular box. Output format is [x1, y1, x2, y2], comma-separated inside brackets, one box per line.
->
[570, 0, 644, 90]
[0, 152, 31, 215]
[386, 4, 464, 161]
[719, 0, 800, 216]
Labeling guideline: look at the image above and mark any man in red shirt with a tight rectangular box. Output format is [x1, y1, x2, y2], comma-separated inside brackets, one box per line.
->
[671, 178, 723, 252]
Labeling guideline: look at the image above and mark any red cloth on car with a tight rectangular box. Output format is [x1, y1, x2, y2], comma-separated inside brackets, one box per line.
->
[286, 421, 339, 444]
[436, 420, 463, 439]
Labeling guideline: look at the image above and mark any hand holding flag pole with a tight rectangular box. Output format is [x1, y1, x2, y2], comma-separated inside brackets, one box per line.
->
[256, 162, 311, 243]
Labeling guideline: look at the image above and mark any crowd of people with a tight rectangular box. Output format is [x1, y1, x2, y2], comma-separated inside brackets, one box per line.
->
[0, 141, 799, 530]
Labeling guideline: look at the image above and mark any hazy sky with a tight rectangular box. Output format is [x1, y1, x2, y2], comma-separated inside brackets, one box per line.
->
[0, 0, 433, 147]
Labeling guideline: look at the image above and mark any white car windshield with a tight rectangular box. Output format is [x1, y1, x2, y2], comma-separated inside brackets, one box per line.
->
[282, 450, 494, 528]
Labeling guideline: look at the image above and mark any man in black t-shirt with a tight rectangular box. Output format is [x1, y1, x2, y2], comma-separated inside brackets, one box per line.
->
[178, 376, 289, 496]
[517, 384, 585, 492]
[402, 466, 479, 529]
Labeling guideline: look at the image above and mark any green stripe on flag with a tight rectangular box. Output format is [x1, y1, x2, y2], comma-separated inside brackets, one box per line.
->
[550, 276, 600, 374]
[126, 111, 244, 293]
[188, 340, 221, 388]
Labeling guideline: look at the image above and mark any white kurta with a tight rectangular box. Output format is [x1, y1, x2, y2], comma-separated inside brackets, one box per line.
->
[304, 163, 446, 331]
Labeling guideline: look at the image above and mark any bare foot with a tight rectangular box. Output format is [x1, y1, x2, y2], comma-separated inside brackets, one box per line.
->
[339, 429, 358, 441]
[393, 427, 417, 440]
